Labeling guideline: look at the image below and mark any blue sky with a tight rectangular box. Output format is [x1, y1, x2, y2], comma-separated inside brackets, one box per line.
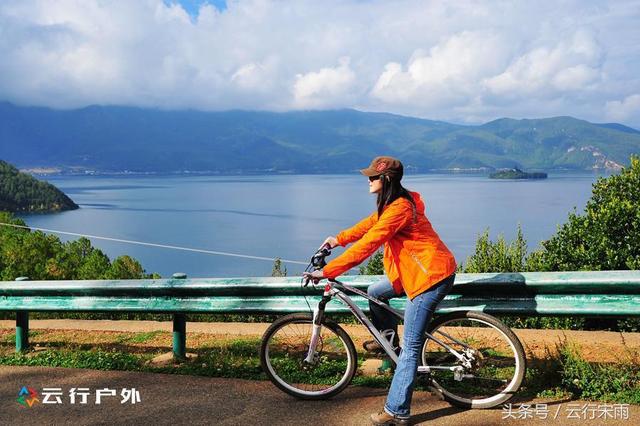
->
[0, 0, 639, 127]
[172, 0, 227, 15]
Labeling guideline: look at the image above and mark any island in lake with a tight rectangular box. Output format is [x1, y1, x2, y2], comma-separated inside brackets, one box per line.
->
[489, 168, 548, 180]
[0, 159, 78, 213]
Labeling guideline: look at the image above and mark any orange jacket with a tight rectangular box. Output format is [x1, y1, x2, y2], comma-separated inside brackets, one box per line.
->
[323, 191, 457, 300]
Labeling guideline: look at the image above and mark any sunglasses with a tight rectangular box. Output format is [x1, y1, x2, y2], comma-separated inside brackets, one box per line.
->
[368, 175, 382, 182]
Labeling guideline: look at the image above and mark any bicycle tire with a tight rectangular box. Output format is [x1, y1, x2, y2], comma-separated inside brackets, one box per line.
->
[260, 313, 357, 400]
[422, 310, 526, 409]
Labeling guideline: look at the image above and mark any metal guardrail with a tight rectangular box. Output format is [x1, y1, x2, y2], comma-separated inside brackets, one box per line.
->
[1, 270, 639, 358]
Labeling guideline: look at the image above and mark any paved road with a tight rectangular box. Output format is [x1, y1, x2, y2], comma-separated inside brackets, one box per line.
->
[1, 366, 637, 425]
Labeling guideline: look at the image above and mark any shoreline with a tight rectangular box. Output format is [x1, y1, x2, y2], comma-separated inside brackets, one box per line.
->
[21, 168, 613, 178]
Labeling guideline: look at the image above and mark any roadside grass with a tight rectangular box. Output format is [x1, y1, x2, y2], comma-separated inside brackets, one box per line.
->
[558, 340, 640, 404]
[0, 329, 638, 404]
[114, 330, 164, 344]
[521, 338, 640, 404]
[0, 330, 42, 343]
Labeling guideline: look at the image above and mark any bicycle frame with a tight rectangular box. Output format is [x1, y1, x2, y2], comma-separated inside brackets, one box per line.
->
[304, 278, 475, 376]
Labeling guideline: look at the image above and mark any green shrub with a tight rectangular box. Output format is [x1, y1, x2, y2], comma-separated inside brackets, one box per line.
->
[500, 316, 585, 330]
[0, 349, 142, 371]
[271, 258, 287, 277]
[538, 155, 640, 271]
[559, 342, 640, 403]
[460, 225, 531, 273]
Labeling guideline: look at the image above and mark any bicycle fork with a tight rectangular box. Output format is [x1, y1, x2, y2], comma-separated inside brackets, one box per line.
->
[303, 293, 330, 364]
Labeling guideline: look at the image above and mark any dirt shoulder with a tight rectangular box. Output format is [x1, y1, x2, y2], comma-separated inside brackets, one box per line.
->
[1, 319, 639, 363]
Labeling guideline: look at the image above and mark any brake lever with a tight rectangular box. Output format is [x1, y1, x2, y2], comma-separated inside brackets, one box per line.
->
[303, 243, 334, 287]
[311, 245, 331, 267]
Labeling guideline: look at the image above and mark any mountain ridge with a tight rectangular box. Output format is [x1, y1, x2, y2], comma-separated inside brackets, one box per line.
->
[0, 102, 638, 174]
[0, 159, 78, 212]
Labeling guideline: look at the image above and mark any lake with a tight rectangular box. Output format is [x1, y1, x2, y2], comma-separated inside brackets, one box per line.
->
[16, 173, 602, 278]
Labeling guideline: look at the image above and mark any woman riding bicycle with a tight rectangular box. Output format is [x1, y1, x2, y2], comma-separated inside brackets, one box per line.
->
[304, 155, 457, 425]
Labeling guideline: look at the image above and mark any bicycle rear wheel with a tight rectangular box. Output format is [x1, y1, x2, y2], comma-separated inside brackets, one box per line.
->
[260, 313, 357, 400]
[421, 311, 526, 409]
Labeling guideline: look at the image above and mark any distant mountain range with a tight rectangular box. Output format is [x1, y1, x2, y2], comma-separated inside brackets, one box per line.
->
[1, 102, 638, 174]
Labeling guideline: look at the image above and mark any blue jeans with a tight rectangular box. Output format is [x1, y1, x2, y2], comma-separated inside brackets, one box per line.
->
[372, 274, 455, 419]
[367, 278, 401, 348]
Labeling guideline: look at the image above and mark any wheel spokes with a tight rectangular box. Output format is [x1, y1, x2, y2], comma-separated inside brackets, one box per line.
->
[265, 320, 352, 395]
[423, 318, 521, 402]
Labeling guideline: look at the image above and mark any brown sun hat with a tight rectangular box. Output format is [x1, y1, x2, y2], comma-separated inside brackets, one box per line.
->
[360, 156, 404, 179]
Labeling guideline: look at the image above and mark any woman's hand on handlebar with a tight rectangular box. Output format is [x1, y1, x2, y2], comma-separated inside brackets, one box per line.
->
[321, 236, 339, 249]
[303, 270, 324, 285]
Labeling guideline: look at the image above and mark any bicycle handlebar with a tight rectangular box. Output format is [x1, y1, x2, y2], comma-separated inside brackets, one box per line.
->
[311, 244, 332, 269]
[302, 243, 333, 287]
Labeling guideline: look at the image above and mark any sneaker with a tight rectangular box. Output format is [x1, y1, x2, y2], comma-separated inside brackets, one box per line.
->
[377, 358, 395, 375]
[363, 341, 401, 357]
[363, 339, 384, 353]
[370, 410, 410, 425]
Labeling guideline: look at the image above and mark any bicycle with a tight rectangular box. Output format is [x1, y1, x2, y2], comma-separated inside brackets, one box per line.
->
[259, 245, 526, 409]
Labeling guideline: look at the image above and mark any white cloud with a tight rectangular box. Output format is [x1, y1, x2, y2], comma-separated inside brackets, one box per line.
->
[552, 65, 601, 91]
[231, 58, 278, 93]
[293, 57, 356, 108]
[605, 94, 640, 122]
[0, 0, 638, 127]
[484, 29, 604, 97]
[371, 31, 512, 107]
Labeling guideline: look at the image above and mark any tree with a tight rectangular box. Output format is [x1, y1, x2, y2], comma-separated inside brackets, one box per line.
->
[271, 258, 287, 277]
[47, 237, 95, 279]
[0, 228, 59, 280]
[461, 157, 640, 330]
[360, 250, 384, 275]
[0, 211, 160, 281]
[106, 255, 146, 279]
[539, 155, 640, 271]
[76, 250, 112, 279]
[461, 225, 530, 273]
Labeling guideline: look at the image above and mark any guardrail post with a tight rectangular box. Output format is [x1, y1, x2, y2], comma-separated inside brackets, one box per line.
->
[172, 273, 187, 360]
[15, 277, 30, 353]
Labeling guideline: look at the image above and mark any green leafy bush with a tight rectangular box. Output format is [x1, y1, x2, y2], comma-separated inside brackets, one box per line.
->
[538, 155, 640, 271]
[559, 343, 640, 403]
[460, 225, 531, 273]
[0, 349, 141, 371]
[271, 258, 287, 277]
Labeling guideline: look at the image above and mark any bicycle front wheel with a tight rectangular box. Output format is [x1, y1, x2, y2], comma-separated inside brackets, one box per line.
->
[421, 311, 526, 409]
[260, 313, 357, 400]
